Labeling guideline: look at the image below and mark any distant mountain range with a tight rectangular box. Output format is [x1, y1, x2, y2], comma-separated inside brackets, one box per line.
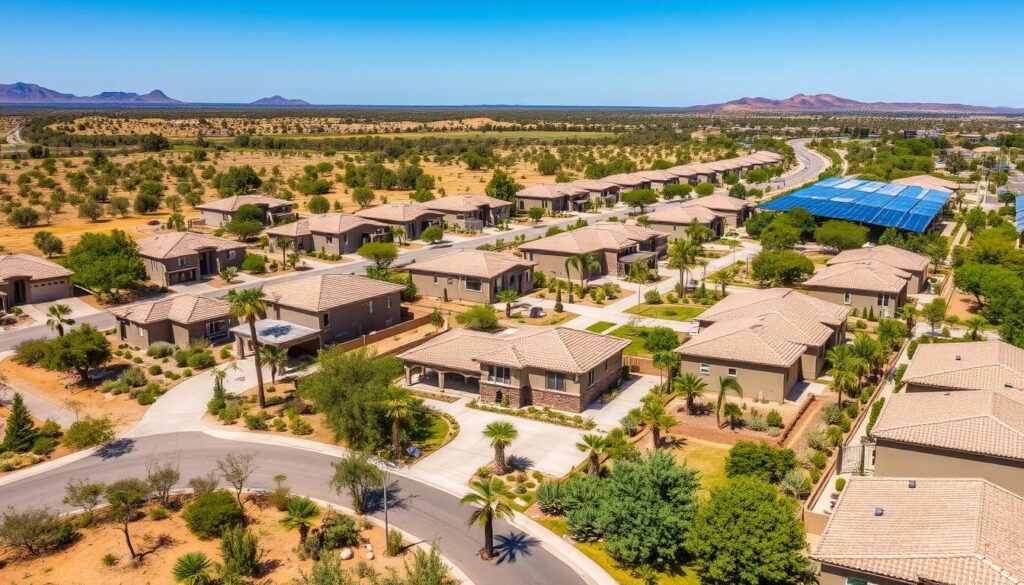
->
[250, 95, 310, 106]
[0, 82, 182, 104]
[684, 93, 1024, 114]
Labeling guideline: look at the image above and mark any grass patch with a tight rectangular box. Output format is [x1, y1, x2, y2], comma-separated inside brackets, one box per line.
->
[409, 411, 451, 456]
[586, 321, 617, 333]
[609, 325, 687, 357]
[624, 304, 706, 322]
[670, 437, 731, 497]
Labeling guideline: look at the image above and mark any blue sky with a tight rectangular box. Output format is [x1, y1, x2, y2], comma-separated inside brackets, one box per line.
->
[6, 0, 1023, 106]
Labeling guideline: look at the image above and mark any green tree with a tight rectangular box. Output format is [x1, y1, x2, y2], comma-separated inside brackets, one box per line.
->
[496, 289, 519, 318]
[45, 303, 75, 336]
[307, 195, 330, 214]
[228, 288, 268, 408]
[133, 180, 164, 213]
[666, 238, 700, 290]
[673, 372, 707, 414]
[759, 223, 800, 251]
[352, 187, 375, 208]
[77, 198, 104, 221]
[280, 497, 321, 546]
[814, 220, 868, 251]
[639, 398, 676, 448]
[214, 165, 262, 196]
[32, 231, 63, 257]
[686, 477, 808, 585]
[644, 327, 681, 354]
[455, 305, 498, 330]
[258, 345, 288, 385]
[725, 441, 797, 483]
[622, 189, 658, 213]
[381, 387, 418, 460]
[330, 451, 384, 515]
[482, 421, 518, 474]
[921, 297, 948, 335]
[62, 230, 147, 301]
[2, 393, 37, 453]
[461, 478, 515, 560]
[109, 196, 130, 218]
[105, 478, 151, 562]
[576, 434, 611, 477]
[357, 242, 398, 279]
[694, 182, 715, 196]
[750, 250, 814, 285]
[527, 206, 545, 221]
[421, 226, 444, 244]
[39, 324, 111, 381]
[716, 376, 743, 427]
[165, 212, 186, 232]
[826, 344, 863, 405]
[8, 206, 41, 228]
[484, 170, 522, 202]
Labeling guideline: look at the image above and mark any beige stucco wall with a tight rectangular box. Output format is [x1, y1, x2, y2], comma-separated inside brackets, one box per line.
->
[410, 266, 533, 303]
[874, 441, 1024, 498]
[269, 291, 402, 345]
[2, 277, 74, 305]
[117, 318, 173, 348]
[806, 286, 904, 319]
[677, 355, 798, 403]
[818, 565, 904, 585]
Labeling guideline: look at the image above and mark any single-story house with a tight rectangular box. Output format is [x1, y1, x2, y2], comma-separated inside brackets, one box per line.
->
[634, 170, 679, 191]
[679, 288, 849, 402]
[422, 194, 512, 230]
[0, 254, 74, 310]
[813, 477, 1024, 585]
[110, 294, 233, 349]
[804, 260, 910, 318]
[518, 222, 667, 280]
[901, 340, 1024, 393]
[257, 273, 405, 347]
[136, 232, 247, 287]
[408, 249, 535, 304]
[681, 194, 754, 227]
[399, 326, 630, 412]
[515, 183, 591, 213]
[354, 203, 444, 241]
[645, 204, 725, 240]
[602, 173, 652, 193]
[665, 164, 700, 184]
[871, 388, 1024, 497]
[265, 213, 389, 256]
[891, 174, 959, 193]
[826, 245, 930, 293]
[196, 195, 295, 227]
[568, 179, 621, 206]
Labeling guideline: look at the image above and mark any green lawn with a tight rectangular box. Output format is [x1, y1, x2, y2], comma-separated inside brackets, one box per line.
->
[409, 411, 451, 456]
[671, 437, 731, 496]
[586, 321, 617, 333]
[609, 325, 687, 356]
[624, 303, 706, 322]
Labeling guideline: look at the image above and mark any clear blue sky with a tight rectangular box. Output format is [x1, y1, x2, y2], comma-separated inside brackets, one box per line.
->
[6, 0, 1023, 106]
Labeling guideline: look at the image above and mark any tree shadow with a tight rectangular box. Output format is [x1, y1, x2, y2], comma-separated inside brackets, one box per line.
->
[506, 455, 534, 471]
[96, 438, 135, 460]
[494, 531, 539, 565]
[363, 479, 410, 515]
[135, 533, 177, 561]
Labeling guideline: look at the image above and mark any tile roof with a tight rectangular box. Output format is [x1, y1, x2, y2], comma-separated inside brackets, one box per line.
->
[665, 165, 700, 178]
[602, 173, 650, 188]
[804, 260, 911, 294]
[518, 222, 662, 255]
[109, 294, 230, 325]
[813, 477, 1024, 585]
[262, 274, 404, 313]
[569, 179, 620, 192]
[646, 204, 721, 225]
[408, 249, 535, 279]
[196, 195, 292, 212]
[354, 203, 444, 223]
[872, 389, 1024, 461]
[682, 194, 752, 212]
[892, 174, 959, 193]
[826, 244, 930, 273]
[400, 326, 630, 375]
[697, 287, 849, 329]
[422, 194, 512, 214]
[265, 214, 387, 239]
[515, 183, 588, 200]
[634, 170, 678, 182]
[903, 340, 1024, 392]
[136, 232, 247, 260]
[677, 313, 811, 368]
[0, 254, 73, 283]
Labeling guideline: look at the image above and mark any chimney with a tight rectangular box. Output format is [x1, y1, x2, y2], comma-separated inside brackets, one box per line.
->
[874, 507, 884, 517]
[908, 479, 917, 489]
[955, 354, 961, 360]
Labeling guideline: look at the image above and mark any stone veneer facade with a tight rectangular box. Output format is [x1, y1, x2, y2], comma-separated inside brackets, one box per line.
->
[478, 362, 621, 413]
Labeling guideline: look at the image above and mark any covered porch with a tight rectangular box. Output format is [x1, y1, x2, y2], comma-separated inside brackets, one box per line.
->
[231, 319, 322, 358]
[616, 251, 657, 277]
[403, 362, 481, 396]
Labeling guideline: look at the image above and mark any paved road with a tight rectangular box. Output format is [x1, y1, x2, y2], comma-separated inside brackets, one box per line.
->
[751, 137, 830, 192]
[0, 431, 587, 585]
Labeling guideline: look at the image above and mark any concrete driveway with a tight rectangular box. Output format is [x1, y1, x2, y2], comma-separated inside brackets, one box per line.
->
[412, 396, 589, 484]
[584, 374, 658, 431]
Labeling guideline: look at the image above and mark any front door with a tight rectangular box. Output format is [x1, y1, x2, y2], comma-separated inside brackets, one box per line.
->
[198, 251, 212, 276]
[13, 279, 26, 304]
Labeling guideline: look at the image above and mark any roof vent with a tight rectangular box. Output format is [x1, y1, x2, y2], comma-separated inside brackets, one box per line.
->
[908, 479, 917, 489]
[1005, 383, 1014, 389]
[874, 507, 885, 517]
[955, 354, 962, 360]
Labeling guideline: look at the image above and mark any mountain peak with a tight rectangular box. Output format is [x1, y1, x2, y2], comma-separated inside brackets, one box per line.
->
[250, 95, 310, 106]
[0, 82, 181, 104]
[685, 93, 1023, 114]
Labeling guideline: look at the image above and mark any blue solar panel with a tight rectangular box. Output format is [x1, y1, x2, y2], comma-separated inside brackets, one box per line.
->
[1016, 196, 1024, 233]
[756, 179, 951, 233]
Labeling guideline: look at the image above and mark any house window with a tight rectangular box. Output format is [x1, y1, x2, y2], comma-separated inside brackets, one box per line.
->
[587, 369, 595, 387]
[433, 275, 438, 284]
[727, 367, 737, 377]
[322, 313, 330, 327]
[447, 277, 454, 285]
[877, 294, 889, 306]
[843, 292, 852, 305]
[546, 372, 565, 391]
[137, 326, 145, 337]
[465, 278, 482, 292]
[368, 300, 374, 314]
[487, 365, 510, 385]
[178, 257, 186, 267]
[326, 235, 333, 244]
[343, 234, 348, 244]
[699, 363, 710, 375]
[386, 295, 392, 309]
[845, 579, 871, 585]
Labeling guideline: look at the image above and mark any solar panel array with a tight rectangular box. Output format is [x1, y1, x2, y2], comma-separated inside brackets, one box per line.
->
[757, 178, 952, 233]
[1016, 195, 1024, 234]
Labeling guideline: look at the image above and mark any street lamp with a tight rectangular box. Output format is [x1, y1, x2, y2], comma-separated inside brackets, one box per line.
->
[372, 457, 399, 536]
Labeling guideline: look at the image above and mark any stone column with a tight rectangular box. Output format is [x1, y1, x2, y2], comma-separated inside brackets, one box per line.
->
[438, 371, 446, 391]
[404, 365, 412, 385]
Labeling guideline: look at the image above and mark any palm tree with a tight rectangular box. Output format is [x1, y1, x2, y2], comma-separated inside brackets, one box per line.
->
[228, 288, 268, 408]
[172, 552, 213, 585]
[390, 226, 406, 245]
[898, 303, 918, 329]
[685, 220, 714, 244]
[259, 345, 288, 385]
[568, 252, 600, 294]
[575, 434, 610, 477]
[964, 315, 987, 340]
[460, 478, 515, 560]
[274, 236, 293, 265]
[280, 496, 321, 546]
[45, 304, 75, 336]
[851, 334, 884, 381]
[382, 388, 416, 460]
[674, 372, 707, 414]
[826, 344, 864, 406]
[219, 267, 238, 284]
[722, 402, 743, 429]
[640, 399, 676, 448]
[716, 376, 743, 427]
[666, 238, 699, 291]
[652, 351, 678, 389]
[710, 267, 735, 296]
[482, 421, 518, 475]
[496, 289, 519, 317]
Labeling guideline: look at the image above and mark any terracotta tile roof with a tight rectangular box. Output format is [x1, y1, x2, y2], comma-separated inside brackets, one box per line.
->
[196, 195, 292, 212]
[682, 194, 752, 212]
[891, 174, 958, 193]
[903, 341, 1024, 392]
[400, 326, 629, 375]
[0, 254, 73, 283]
[697, 287, 849, 329]
[136, 232, 247, 260]
[749, 151, 783, 163]
[813, 477, 1024, 585]
[804, 260, 910, 294]
[872, 389, 1024, 461]
[109, 294, 230, 325]
[262, 274, 404, 313]
[408, 250, 535, 279]
[515, 183, 588, 199]
[665, 165, 700, 178]
[602, 173, 650, 188]
[265, 214, 387, 239]
[646, 204, 720, 225]
[677, 313, 810, 368]
[518, 222, 661, 255]
[569, 179, 620, 192]
[827, 244, 930, 273]
[354, 203, 444, 224]
[634, 170, 678, 182]
[422, 194, 511, 214]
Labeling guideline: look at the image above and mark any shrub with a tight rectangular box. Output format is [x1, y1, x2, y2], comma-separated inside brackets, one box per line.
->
[63, 417, 114, 449]
[725, 442, 797, 484]
[101, 553, 117, 566]
[809, 450, 828, 469]
[220, 525, 261, 578]
[240, 253, 267, 273]
[385, 528, 403, 557]
[183, 491, 244, 539]
[820, 404, 844, 426]
[187, 473, 220, 496]
[805, 427, 829, 452]
[147, 364, 163, 376]
[37, 420, 61, 438]
[181, 368, 193, 377]
[119, 367, 147, 388]
[321, 512, 360, 550]
[220, 347, 233, 359]
[146, 342, 176, 358]
[835, 477, 847, 491]
[186, 352, 215, 370]
[765, 409, 783, 429]
[14, 338, 51, 365]
[149, 506, 168, 521]
[565, 505, 603, 542]
[746, 410, 767, 432]
[137, 393, 156, 406]
[31, 437, 56, 455]
[644, 289, 662, 304]
[243, 413, 268, 431]
[289, 416, 313, 435]
[826, 425, 844, 447]
[536, 481, 565, 515]
[0, 507, 76, 556]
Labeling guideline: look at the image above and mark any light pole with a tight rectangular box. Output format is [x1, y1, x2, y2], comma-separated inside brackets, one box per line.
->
[372, 458, 399, 536]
